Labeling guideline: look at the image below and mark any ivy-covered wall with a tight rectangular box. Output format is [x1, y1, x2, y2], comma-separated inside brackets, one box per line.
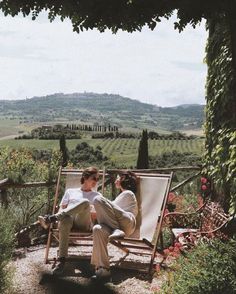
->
[204, 15, 236, 213]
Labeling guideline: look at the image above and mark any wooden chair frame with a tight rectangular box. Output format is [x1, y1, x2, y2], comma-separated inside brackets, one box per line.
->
[164, 200, 231, 245]
[44, 167, 173, 275]
[109, 172, 173, 274]
[44, 167, 106, 264]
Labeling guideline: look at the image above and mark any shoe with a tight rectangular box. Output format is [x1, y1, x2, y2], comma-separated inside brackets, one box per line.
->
[91, 267, 111, 283]
[38, 214, 57, 229]
[109, 229, 125, 241]
[53, 258, 66, 276]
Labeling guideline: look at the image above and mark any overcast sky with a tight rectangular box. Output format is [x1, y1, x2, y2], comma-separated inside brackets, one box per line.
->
[0, 12, 207, 107]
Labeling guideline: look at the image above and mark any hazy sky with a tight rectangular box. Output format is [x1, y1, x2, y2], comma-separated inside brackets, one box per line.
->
[0, 12, 207, 107]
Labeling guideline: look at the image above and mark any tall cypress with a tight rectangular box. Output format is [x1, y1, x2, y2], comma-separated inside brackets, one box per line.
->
[136, 129, 149, 169]
[59, 134, 69, 167]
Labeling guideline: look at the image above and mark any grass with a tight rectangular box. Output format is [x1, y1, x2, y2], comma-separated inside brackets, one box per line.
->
[0, 116, 45, 138]
[0, 118, 26, 138]
[180, 128, 204, 136]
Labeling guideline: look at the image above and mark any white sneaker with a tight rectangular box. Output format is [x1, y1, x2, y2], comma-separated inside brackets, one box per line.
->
[109, 229, 125, 241]
[38, 215, 50, 230]
[53, 261, 65, 276]
[95, 267, 111, 277]
[38, 214, 57, 230]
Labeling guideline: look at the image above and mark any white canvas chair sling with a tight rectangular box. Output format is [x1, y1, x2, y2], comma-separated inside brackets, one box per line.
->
[44, 167, 105, 264]
[109, 172, 173, 274]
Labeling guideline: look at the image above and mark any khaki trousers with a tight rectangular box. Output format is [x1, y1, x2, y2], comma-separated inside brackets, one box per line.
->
[91, 195, 136, 268]
[56, 199, 91, 258]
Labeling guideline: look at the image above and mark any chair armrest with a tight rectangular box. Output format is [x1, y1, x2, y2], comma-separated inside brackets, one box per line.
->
[164, 211, 201, 228]
[200, 218, 230, 235]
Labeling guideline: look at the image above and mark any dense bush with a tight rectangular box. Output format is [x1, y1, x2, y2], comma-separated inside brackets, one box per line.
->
[0, 147, 60, 184]
[0, 208, 15, 293]
[92, 131, 140, 139]
[70, 142, 108, 167]
[115, 132, 139, 138]
[148, 131, 195, 140]
[92, 132, 115, 139]
[160, 239, 236, 294]
[0, 147, 61, 228]
[31, 149, 54, 162]
[149, 150, 201, 169]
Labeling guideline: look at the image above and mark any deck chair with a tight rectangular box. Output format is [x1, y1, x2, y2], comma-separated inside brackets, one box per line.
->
[109, 172, 173, 274]
[44, 167, 106, 264]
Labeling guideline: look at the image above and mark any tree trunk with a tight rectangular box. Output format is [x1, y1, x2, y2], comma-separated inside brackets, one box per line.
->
[0, 189, 8, 208]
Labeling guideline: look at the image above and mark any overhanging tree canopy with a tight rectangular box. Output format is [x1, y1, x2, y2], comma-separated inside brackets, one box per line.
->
[0, 0, 235, 33]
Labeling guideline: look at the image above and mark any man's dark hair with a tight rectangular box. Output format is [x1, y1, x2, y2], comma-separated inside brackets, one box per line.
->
[119, 171, 137, 193]
[81, 166, 99, 184]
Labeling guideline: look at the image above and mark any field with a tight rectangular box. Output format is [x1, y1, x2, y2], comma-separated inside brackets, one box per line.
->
[179, 128, 204, 136]
[0, 116, 201, 140]
[0, 118, 28, 138]
[0, 137, 205, 167]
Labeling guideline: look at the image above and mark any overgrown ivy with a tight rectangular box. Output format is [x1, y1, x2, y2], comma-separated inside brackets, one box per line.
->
[204, 15, 236, 214]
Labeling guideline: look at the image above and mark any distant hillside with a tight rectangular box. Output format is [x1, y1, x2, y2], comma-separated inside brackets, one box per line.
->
[0, 92, 205, 132]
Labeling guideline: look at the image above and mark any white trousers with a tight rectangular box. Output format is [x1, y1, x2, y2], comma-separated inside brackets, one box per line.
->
[56, 199, 91, 258]
[91, 195, 136, 268]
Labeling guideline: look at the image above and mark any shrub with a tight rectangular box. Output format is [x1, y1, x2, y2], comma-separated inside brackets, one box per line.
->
[160, 239, 236, 294]
[161, 227, 174, 249]
[0, 208, 15, 293]
[149, 151, 201, 169]
[70, 142, 108, 167]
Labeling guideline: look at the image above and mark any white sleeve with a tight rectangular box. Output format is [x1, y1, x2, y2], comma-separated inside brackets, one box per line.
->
[60, 190, 70, 207]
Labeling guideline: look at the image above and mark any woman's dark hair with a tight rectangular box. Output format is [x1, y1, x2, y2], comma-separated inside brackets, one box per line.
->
[119, 171, 137, 193]
[81, 166, 99, 184]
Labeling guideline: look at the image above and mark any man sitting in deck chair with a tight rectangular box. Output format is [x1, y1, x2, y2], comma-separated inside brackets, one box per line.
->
[91, 171, 138, 282]
[38, 166, 102, 275]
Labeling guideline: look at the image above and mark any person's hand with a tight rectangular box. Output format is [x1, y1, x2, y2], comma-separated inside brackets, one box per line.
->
[61, 204, 68, 209]
[90, 205, 97, 222]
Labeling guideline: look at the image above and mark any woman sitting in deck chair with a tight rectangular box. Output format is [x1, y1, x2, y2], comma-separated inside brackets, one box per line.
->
[91, 171, 138, 282]
[38, 166, 102, 275]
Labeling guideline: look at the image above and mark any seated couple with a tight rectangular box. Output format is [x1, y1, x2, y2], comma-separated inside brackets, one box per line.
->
[38, 166, 138, 281]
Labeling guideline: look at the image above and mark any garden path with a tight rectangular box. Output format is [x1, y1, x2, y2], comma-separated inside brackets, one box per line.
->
[11, 245, 163, 294]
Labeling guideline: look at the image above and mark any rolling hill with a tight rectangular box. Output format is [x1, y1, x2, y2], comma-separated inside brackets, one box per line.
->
[0, 92, 205, 133]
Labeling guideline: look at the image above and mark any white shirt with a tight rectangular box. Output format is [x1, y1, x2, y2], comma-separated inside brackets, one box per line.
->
[112, 190, 138, 217]
[60, 188, 101, 207]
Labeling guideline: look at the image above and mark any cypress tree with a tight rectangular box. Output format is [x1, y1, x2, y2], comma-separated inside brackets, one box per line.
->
[59, 134, 69, 167]
[136, 129, 149, 169]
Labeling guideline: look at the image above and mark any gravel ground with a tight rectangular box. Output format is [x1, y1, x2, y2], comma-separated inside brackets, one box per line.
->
[10, 245, 164, 294]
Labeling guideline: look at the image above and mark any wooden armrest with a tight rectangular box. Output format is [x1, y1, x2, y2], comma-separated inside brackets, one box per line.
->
[164, 211, 201, 229]
[200, 219, 230, 234]
[164, 211, 198, 218]
[164, 201, 207, 220]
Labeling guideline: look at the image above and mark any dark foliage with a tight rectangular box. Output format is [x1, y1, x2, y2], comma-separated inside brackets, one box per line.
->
[70, 142, 107, 166]
[149, 150, 201, 168]
[136, 129, 149, 169]
[59, 135, 69, 167]
[161, 239, 236, 294]
[0, 0, 232, 34]
[0, 209, 15, 293]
